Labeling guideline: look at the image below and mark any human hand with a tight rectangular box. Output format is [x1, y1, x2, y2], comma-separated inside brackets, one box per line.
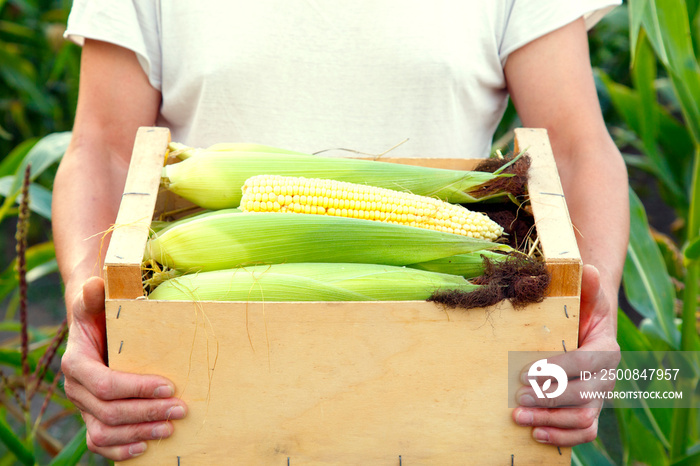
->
[512, 264, 621, 447]
[61, 277, 187, 461]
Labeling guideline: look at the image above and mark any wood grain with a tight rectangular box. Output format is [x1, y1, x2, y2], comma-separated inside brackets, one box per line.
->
[105, 127, 582, 464]
[108, 298, 577, 465]
[103, 127, 169, 299]
[514, 128, 582, 298]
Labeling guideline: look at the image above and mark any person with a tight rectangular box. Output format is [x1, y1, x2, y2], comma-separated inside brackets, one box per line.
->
[53, 1, 628, 461]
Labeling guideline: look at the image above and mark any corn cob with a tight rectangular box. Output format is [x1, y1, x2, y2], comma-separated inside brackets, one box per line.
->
[161, 149, 505, 210]
[144, 211, 510, 273]
[240, 175, 503, 241]
[149, 214, 505, 279]
[148, 263, 479, 302]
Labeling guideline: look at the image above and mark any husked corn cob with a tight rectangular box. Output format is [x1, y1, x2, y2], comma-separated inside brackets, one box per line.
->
[148, 263, 479, 302]
[240, 175, 503, 241]
[161, 149, 504, 210]
[144, 211, 510, 273]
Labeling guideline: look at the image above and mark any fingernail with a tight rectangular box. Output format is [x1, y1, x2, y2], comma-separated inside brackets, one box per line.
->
[519, 394, 536, 407]
[515, 410, 533, 426]
[152, 423, 171, 439]
[521, 371, 530, 385]
[533, 428, 550, 443]
[167, 406, 186, 420]
[128, 442, 147, 456]
[154, 385, 174, 398]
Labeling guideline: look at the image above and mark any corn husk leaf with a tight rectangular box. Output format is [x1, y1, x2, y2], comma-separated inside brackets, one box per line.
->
[407, 250, 507, 278]
[148, 262, 478, 302]
[161, 150, 506, 209]
[145, 211, 511, 272]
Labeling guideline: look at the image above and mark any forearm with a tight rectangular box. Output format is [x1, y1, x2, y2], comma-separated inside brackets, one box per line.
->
[52, 39, 161, 318]
[52, 138, 130, 319]
[503, 18, 630, 320]
[550, 129, 629, 313]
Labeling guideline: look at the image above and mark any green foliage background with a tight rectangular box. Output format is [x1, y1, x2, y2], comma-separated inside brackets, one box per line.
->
[1, 0, 698, 465]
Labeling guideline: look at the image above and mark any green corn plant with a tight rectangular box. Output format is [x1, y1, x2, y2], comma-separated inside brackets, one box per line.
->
[574, 1, 700, 464]
[0, 166, 87, 465]
[0, 0, 80, 157]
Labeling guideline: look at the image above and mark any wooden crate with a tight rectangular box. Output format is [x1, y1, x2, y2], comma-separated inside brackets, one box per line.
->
[104, 127, 581, 465]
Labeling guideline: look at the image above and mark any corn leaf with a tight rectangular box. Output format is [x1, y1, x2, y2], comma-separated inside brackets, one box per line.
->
[616, 310, 654, 352]
[162, 151, 502, 209]
[146, 212, 508, 272]
[8, 131, 70, 195]
[685, 236, 700, 261]
[0, 241, 55, 302]
[0, 177, 53, 219]
[625, 409, 671, 463]
[48, 425, 88, 466]
[672, 450, 700, 466]
[622, 188, 680, 348]
[571, 440, 617, 466]
[637, 0, 700, 145]
[0, 132, 69, 223]
[599, 73, 690, 205]
[0, 137, 37, 177]
[407, 250, 505, 278]
[149, 263, 476, 302]
[0, 415, 34, 466]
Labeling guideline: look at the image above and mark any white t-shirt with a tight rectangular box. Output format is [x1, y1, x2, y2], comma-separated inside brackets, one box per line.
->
[65, 1, 620, 158]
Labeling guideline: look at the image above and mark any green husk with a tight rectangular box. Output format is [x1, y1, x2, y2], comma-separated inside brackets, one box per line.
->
[149, 208, 240, 237]
[144, 212, 511, 273]
[407, 250, 508, 278]
[161, 150, 506, 210]
[168, 142, 311, 160]
[148, 262, 479, 302]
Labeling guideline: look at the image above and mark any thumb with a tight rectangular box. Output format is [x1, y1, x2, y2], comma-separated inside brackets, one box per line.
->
[580, 264, 602, 309]
[81, 276, 106, 315]
[71, 276, 106, 325]
[69, 276, 107, 360]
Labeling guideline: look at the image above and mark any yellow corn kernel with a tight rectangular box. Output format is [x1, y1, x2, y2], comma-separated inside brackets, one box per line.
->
[241, 175, 503, 241]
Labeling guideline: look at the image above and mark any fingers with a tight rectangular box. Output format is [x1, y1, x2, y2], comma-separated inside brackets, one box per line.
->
[62, 347, 186, 425]
[62, 354, 187, 462]
[525, 349, 621, 381]
[531, 418, 599, 447]
[62, 276, 188, 461]
[516, 377, 611, 409]
[513, 404, 601, 430]
[513, 402, 601, 447]
[65, 351, 177, 402]
[82, 410, 178, 461]
[65, 375, 186, 424]
[85, 435, 148, 463]
[509, 265, 619, 447]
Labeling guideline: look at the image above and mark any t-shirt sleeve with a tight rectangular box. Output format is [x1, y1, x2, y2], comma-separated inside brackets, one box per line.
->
[499, 0, 622, 66]
[64, 0, 162, 90]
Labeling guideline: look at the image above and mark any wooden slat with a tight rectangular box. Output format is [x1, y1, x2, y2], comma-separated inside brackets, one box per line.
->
[103, 127, 170, 299]
[514, 128, 582, 297]
[108, 298, 578, 465]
